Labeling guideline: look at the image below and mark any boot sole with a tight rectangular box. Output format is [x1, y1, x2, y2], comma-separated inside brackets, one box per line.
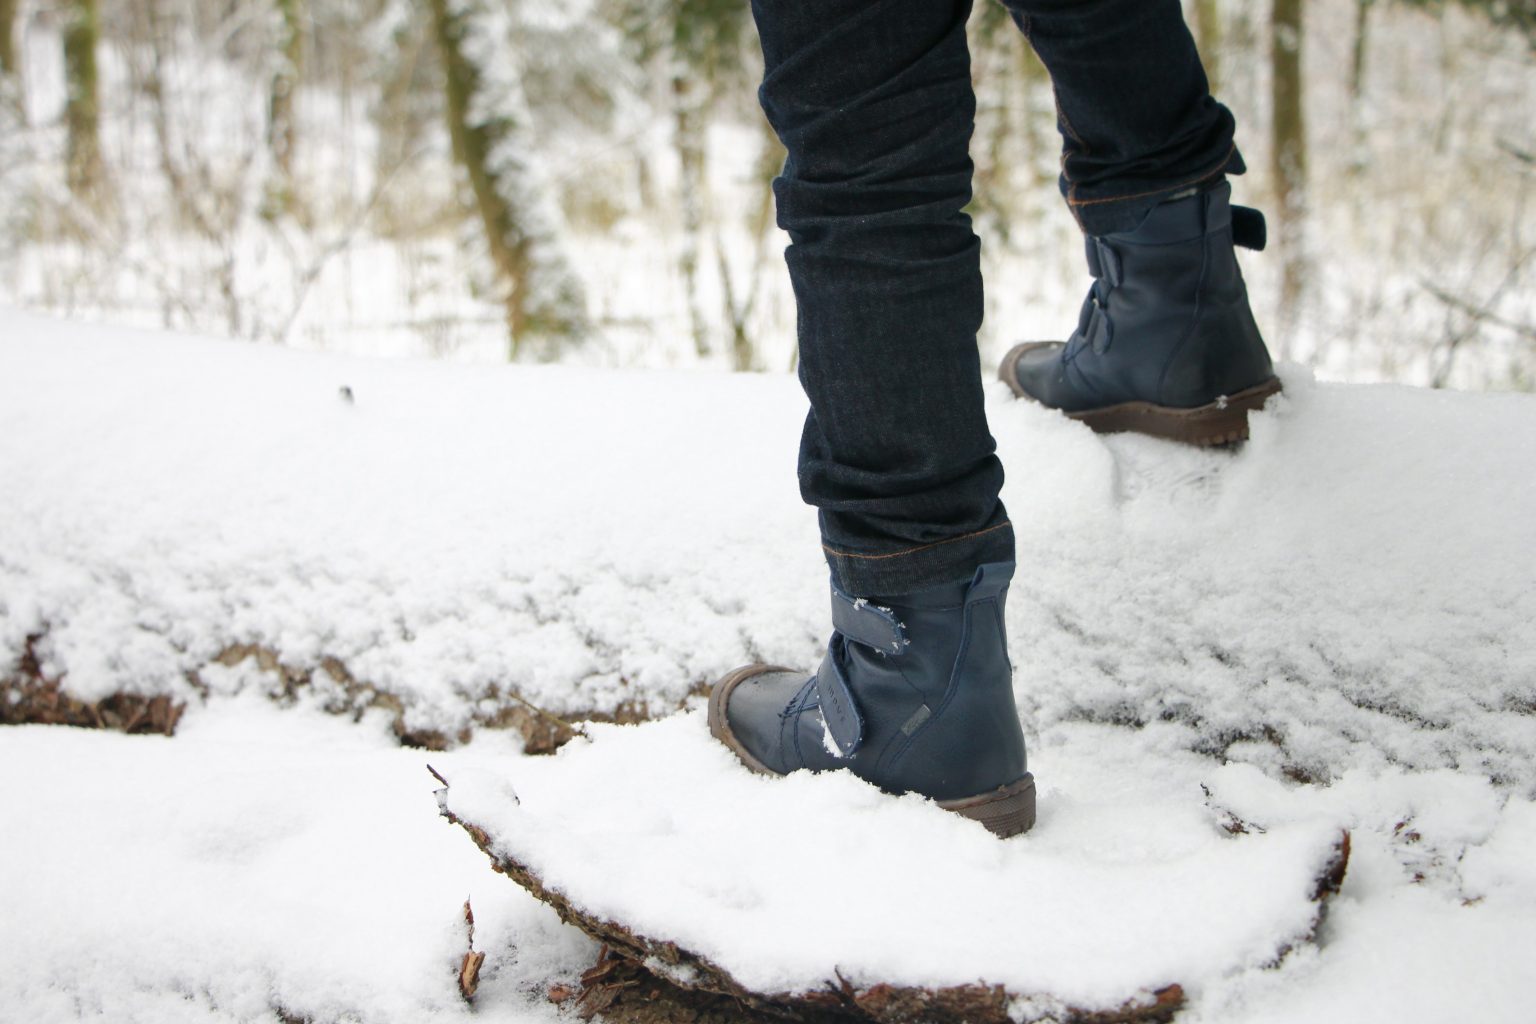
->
[1000, 342, 1283, 447]
[708, 664, 1038, 839]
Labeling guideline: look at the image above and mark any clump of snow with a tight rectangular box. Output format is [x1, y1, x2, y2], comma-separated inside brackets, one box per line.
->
[444, 711, 1345, 1009]
[818, 707, 847, 759]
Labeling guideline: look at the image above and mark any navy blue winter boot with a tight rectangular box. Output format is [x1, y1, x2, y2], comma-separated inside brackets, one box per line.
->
[1000, 181, 1280, 446]
[708, 562, 1035, 838]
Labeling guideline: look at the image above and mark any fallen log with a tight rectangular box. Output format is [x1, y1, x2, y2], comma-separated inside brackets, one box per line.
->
[435, 719, 1351, 1024]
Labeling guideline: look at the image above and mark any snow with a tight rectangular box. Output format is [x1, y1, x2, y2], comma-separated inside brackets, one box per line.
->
[0, 309, 824, 735]
[443, 711, 1344, 1008]
[2, 307, 1536, 1021]
[3, 308, 1532, 781]
[0, 698, 594, 1024]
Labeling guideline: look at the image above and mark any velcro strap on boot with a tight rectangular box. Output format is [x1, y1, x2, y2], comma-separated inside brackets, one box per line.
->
[830, 586, 907, 656]
[966, 560, 1015, 603]
[815, 638, 864, 758]
[1083, 237, 1123, 286]
[1087, 295, 1114, 355]
[1232, 206, 1267, 251]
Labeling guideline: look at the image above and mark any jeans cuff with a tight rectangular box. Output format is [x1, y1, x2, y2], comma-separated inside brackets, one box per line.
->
[821, 520, 1017, 597]
[1067, 145, 1246, 236]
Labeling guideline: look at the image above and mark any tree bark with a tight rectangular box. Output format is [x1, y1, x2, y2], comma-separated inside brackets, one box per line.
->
[1270, 0, 1307, 352]
[64, 0, 105, 200]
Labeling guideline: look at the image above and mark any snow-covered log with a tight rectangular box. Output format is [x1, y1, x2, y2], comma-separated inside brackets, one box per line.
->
[436, 713, 1350, 1024]
[4, 311, 1534, 785]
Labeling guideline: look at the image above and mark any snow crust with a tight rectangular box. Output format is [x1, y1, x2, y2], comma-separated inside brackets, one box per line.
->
[0, 309, 824, 734]
[5, 701, 1534, 1022]
[994, 373, 1536, 787]
[444, 711, 1341, 1007]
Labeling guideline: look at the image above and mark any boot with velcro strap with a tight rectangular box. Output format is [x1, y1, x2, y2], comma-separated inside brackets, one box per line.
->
[708, 561, 1036, 839]
[1001, 180, 1281, 446]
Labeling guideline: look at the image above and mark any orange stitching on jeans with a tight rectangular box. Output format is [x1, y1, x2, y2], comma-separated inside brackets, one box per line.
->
[1066, 143, 1235, 208]
[822, 521, 1013, 562]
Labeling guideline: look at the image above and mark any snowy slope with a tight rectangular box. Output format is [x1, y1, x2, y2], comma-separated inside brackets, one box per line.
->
[2, 309, 1536, 1023]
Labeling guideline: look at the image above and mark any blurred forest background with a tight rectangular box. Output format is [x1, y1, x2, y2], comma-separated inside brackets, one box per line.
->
[0, 0, 1532, 389]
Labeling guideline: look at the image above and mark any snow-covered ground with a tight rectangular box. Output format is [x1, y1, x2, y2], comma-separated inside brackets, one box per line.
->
[0, 700, 590, 1024]
[2, 308, 1535, 1022]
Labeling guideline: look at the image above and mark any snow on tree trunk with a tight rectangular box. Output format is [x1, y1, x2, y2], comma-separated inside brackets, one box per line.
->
[1270, 0, 1308, 357]
[63, 0, 105, 202]
[672, 67, 710, 359]
[428, 0, 588, 360]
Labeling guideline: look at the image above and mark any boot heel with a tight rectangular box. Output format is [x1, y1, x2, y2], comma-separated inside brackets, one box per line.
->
[938, 774, 1037, 839]
[1072, 376, 1282, 447]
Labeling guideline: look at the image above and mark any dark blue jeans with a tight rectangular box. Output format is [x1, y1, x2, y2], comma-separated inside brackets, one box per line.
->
[753, 0, 1241, 595]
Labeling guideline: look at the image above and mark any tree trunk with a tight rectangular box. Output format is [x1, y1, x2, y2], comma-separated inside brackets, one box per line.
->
[0, 0, 17, 79]
[63, 0, 104, 200]
[267, 0, 303, 208]
[721, 116, 782, 373]
[1270, 0, 1307, 354]
[1194, 0, 1222, 94]
[1019, 36, 1049, 192]
[427, 0, 586, 359]
[1349, 0, 1373, 103]
[0, 0, 20, 119]
[672, 70, 710, 359]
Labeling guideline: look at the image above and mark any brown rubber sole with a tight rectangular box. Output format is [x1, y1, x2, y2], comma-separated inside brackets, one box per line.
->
[708, 664, 1038, 839]
[999, 342, 1283, 447]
